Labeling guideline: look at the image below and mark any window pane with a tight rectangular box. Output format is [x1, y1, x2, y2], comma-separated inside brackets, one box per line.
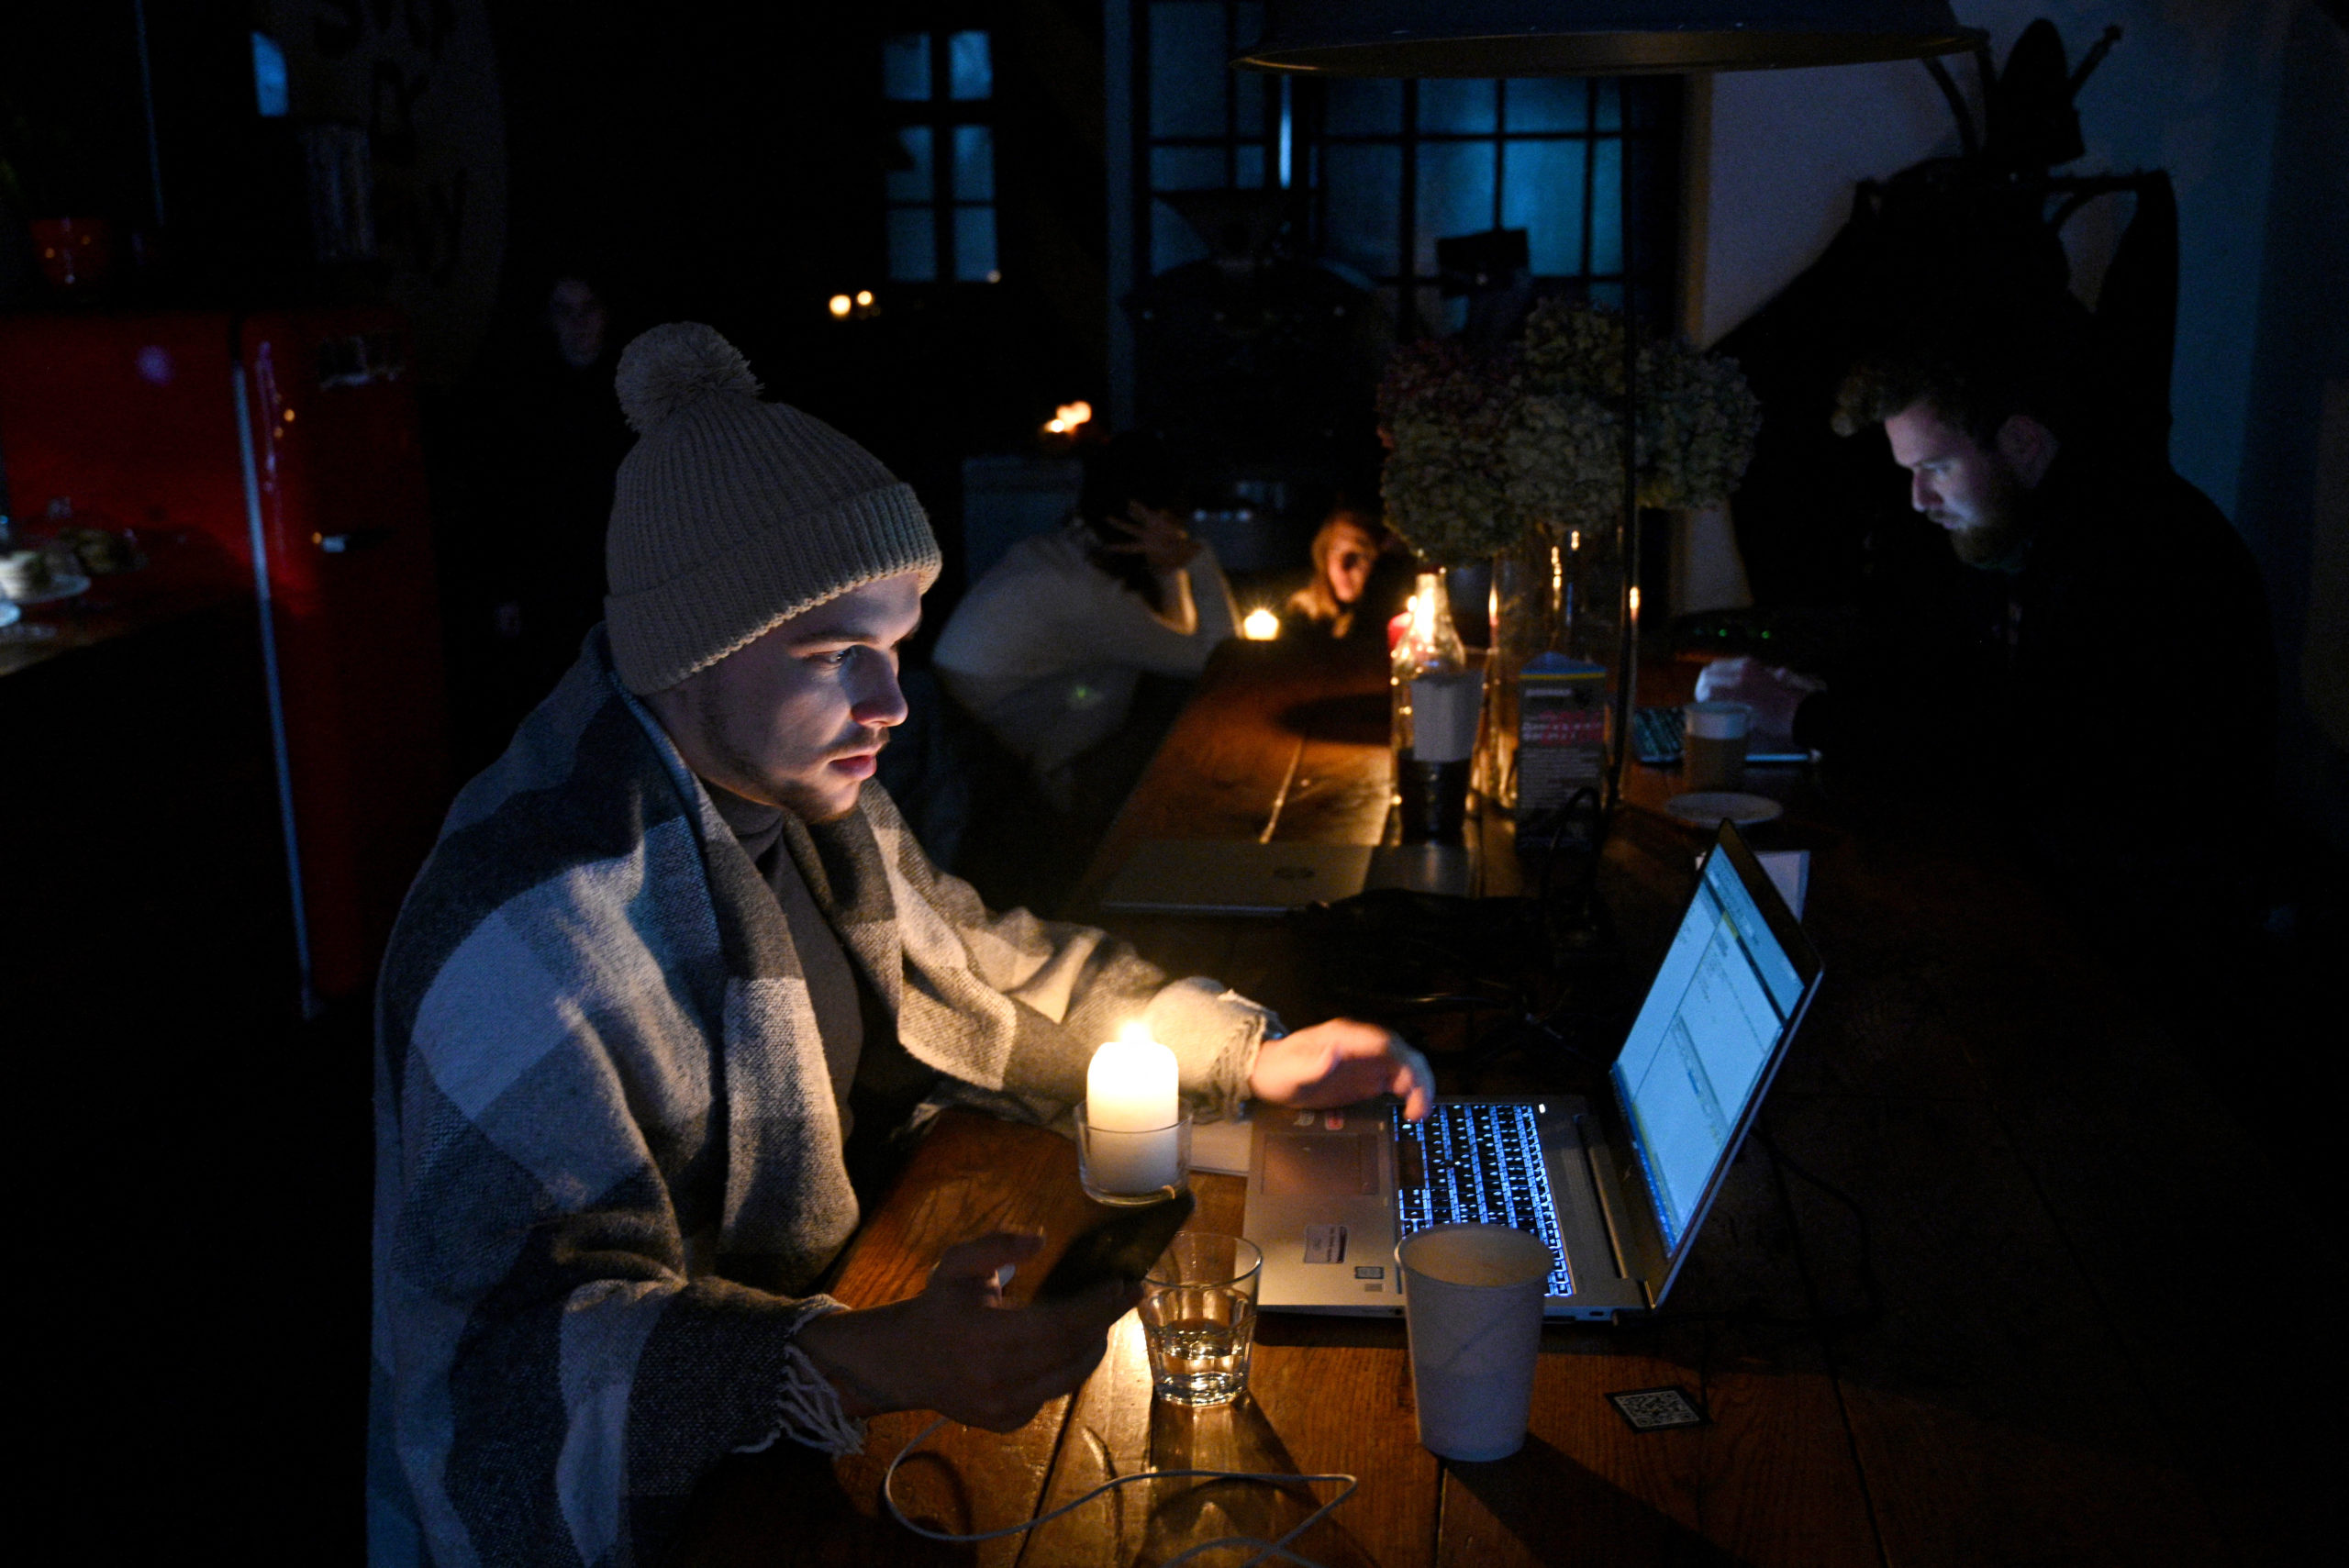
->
[882, 34, 930, 101]
[1504, 77, 1586, 133]
[1235, 143, 1265, 188]
[953, 206, 997, 281]
[1322, 142, 1400, 277]
[888, 207, 937, 282]
[1414, 140, 1497, 274]
[952, 126, 995, 201]
[1418, 78, 1497, 135]
[1590, 139, 1623, 274]
[1151, 3, 1228, 137]
[1325, 77, 1401, 135]
[1502, 139, 1587, 276]
[251, 32, 290, 117]
[949, 31, 992, 100]
[886, 127, 933, 203]
[1151, 196, 1213, 272]
[1595, 79, 1621, 132]
[1235, 61, 1264, 132]
[1151, 144, 1227, 192]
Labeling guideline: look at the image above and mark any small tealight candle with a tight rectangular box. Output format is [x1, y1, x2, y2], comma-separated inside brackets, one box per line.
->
[1241, 606, 1280, 640]
[1085, 1022, 1181, 1193]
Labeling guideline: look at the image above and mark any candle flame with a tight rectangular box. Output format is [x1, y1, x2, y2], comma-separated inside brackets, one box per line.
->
[1409, 589, 1438, 647]
[1629, 586, 1642, 617]
[827, 294, 852, 318]
[1241, 606, 1280, 640]
[1043, 399, 1095, 437]
[855, 289, 874, 307]
[1117, 1020, 1157, 1048]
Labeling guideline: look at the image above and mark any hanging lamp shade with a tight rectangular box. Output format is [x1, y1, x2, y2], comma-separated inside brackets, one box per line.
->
[1236, 1, 1987, 76]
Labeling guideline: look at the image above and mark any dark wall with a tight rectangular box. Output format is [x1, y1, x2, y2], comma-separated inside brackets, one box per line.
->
[484, 1, 1110, 553]
[5, 2, 1113, 531]
[2238, 3, 2349, 851]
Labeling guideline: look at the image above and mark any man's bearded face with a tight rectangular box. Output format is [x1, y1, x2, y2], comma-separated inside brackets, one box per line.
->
[659, 573, 924, 824]
[1885, 404, 2032, 569]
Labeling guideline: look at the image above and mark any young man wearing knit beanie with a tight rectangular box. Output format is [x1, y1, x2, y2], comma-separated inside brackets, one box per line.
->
[369, 323, 1431, 1567]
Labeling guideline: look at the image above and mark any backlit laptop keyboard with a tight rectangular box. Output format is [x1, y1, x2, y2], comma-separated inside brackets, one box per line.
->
[1393, 1103, 1573, 1297]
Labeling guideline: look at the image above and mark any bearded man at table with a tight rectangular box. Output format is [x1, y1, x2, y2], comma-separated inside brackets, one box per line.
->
[1700, 313, 2274, 910]
[369, 323, 1431, 1568]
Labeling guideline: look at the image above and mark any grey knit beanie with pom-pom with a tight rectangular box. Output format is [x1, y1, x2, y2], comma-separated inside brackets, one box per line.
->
[602, 322, 941, 694]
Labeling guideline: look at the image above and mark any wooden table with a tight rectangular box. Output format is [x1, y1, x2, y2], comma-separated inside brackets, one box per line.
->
[675, 636, 2341, 1567]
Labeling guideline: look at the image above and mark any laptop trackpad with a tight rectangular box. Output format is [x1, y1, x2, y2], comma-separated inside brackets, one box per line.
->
[1264, 1133, 1380, 1196]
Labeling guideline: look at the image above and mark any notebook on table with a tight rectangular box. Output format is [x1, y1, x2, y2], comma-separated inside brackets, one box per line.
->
[1242, 820, 1823, 1321]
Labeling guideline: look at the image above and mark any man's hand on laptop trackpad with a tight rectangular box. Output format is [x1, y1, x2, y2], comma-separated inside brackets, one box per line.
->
[1248, 1020, 1433, 1120]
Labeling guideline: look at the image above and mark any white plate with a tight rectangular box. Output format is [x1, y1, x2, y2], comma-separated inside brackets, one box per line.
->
[3, 570, 91, 606]
[1664, 791, 1784, 828]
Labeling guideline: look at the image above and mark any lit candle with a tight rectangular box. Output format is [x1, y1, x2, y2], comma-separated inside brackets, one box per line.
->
[1241, 606, 1280, 640]
[1085, 1022, 1181, 1192]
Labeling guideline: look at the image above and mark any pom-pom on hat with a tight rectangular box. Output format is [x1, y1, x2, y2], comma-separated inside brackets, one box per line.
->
[603, 322, 941, 695]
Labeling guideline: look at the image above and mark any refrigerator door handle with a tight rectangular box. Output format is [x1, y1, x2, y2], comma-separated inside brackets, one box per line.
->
[233, 361, 319, 1020]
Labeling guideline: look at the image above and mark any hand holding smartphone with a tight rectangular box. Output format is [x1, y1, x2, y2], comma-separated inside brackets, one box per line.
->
[1036, 1189, 1197, 1300]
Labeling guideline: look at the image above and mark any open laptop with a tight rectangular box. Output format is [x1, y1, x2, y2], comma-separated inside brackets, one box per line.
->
[1100, 840, 1375, 916]
[1242, 820, 1823, 1322]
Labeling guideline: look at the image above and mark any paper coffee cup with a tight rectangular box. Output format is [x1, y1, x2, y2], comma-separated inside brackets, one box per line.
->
[1397, 1224, 1553, 1462]
[1682, 701, 1752, 793]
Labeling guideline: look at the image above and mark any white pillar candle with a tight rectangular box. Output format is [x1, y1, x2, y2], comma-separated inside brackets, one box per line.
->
[1085, 1023, 1181, 1192]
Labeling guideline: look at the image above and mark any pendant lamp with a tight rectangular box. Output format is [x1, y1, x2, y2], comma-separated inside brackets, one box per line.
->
[1237, 1, 1986, 76]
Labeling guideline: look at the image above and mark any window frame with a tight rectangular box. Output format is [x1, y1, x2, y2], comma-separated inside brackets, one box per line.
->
[882, 27, 1001, 286]
[1123, 1, 1680, 338]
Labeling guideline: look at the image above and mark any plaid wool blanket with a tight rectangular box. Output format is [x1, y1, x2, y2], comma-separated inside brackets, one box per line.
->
[370, 632, 1271, 1567]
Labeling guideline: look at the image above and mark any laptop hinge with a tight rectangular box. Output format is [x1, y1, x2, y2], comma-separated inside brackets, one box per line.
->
[1576, 1114, 1633, 1282]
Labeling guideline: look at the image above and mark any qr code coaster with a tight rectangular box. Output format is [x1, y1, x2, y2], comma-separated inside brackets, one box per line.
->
[1607, 1385, 1708, 1431]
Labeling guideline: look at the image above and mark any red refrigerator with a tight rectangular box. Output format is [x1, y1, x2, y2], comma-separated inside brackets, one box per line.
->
[0, 306, 451, 1012]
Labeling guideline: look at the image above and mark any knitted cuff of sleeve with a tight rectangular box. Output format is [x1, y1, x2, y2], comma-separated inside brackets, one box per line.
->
[1142, 976, 1282, 1117]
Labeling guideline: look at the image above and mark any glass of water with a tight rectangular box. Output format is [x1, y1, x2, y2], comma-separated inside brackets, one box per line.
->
[1140, 1232, 1263, 1407]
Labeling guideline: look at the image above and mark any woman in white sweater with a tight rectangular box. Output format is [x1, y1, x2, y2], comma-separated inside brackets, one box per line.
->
[935, 436, 1239, 807]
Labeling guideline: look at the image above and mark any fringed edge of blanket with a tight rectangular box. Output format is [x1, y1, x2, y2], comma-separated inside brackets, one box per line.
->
[731, 1309, 868, 1458]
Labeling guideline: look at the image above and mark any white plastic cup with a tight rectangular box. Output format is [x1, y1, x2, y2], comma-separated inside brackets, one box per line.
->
[1397, 1224, 1553, 1462]
[1408, 670, 1484, 763]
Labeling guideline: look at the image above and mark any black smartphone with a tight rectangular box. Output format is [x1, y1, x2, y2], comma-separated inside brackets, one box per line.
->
[1034, 1188, 1197, 1300]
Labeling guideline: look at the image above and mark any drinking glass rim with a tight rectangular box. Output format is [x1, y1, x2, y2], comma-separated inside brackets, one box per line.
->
[1143, 1231, 1263, 1289]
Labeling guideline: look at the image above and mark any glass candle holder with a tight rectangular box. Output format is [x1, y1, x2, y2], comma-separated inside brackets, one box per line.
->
[1076, 1101, 1192, 1205]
